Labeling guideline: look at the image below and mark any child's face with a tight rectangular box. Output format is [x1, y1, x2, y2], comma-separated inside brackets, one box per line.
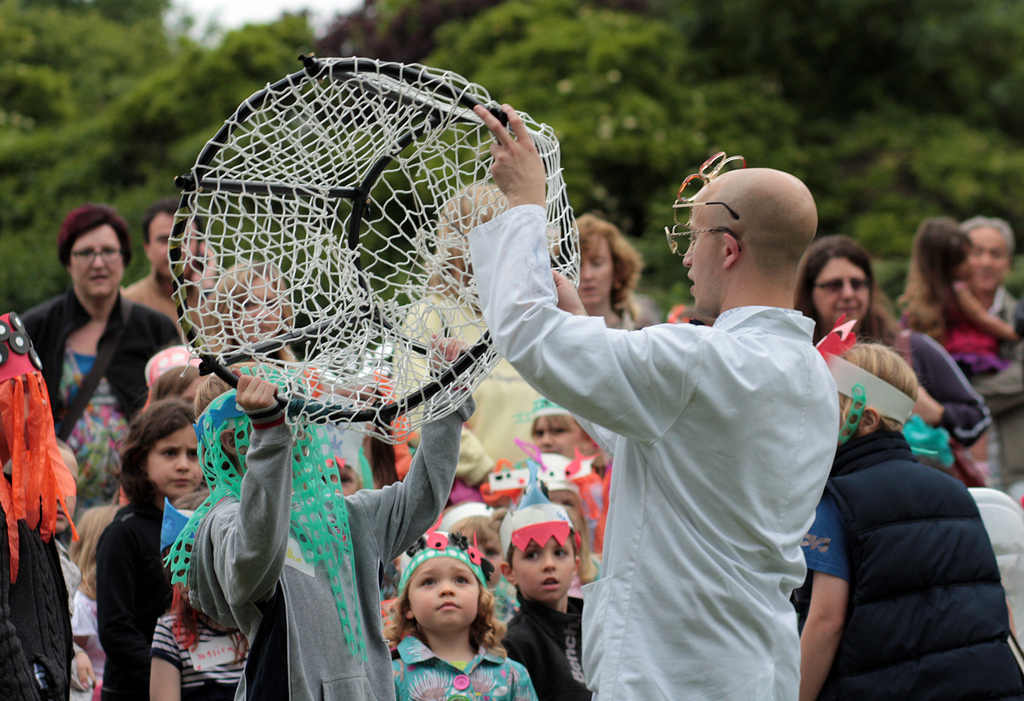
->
[406, 557, 480, 639]
[531, 416, 593, 458]
[478, 538, 505, 587]
[502, 536, 579, 613]
[338, 465, 360, 497]
[549, 489, 583, 516]
[56, 445, 78, 534]
[146, 426, 202, 508]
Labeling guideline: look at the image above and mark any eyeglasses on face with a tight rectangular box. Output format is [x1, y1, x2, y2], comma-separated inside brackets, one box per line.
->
[814, 277, 870, 294]
[70, 247, 122, 263]
[664, 226, 736, 257]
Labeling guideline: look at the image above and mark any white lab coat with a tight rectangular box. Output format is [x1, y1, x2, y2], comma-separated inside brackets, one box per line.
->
[469, 205, 839, 700]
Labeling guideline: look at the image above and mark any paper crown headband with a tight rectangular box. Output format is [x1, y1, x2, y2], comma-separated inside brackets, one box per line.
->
[0, 313, 43, 381]
[816, 314, 915, 424]
[499, 456, 578, 556]
[160, 499, 195, 552]
[826, 355, 916, 423]
[523, 441, 594, 494]
[531, 397, 569, 420]
[397, 530, 494, 593]
[145, 346, 201, 388]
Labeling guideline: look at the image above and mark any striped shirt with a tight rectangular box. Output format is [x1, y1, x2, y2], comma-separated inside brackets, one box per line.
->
[150, 612, 246, 699]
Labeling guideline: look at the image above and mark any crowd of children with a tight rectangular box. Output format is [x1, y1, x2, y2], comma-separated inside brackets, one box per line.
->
[5, 195, 1024, 700]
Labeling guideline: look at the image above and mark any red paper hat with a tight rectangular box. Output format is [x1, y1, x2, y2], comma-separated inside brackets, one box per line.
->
[0, 313, 44, 382]
[816, 313, 857, 359]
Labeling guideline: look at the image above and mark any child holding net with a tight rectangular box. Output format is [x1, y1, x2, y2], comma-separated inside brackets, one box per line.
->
[166, 362, 473, 701]
[385, 529, 537, 701]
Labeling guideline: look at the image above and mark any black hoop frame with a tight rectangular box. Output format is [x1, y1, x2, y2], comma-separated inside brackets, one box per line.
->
[170, 56, 512, 428]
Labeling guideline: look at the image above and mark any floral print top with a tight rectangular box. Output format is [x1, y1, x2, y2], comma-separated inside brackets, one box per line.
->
[393, 636, 538, 701]
[59, 348, 127, 507]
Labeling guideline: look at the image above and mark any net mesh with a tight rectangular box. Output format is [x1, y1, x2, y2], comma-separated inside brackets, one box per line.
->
[170, 57, 577, 441]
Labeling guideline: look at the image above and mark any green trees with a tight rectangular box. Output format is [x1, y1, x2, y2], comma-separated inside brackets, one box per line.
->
[416, 0, 1024, 303]
[0, 2, 312, 311]
[4, 0, 1024, 312]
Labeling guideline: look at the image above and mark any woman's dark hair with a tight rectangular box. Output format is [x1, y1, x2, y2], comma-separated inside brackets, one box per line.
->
[119, 398, 195, 505]
[794, 235, 898, 344]
[57, 203, 132, 267]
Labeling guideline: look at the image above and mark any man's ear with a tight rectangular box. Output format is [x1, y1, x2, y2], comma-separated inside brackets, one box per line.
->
[855, 407, 883, 437]
[722, 233, 743, 270]
[500, 560, 516, 586]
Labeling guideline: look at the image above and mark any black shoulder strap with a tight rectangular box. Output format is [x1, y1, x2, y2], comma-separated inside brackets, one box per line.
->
[57, 297, 132, 441]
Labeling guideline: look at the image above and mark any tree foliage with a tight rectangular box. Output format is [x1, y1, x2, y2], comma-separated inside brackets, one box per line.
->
[0, 1, 313, 311]
[4, 0, 1024, 314]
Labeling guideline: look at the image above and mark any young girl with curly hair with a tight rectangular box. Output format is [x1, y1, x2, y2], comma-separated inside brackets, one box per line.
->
[385, 531, 538, 701]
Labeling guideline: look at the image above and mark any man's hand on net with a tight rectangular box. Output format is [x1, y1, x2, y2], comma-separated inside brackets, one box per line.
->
[474, 104, 546, 209]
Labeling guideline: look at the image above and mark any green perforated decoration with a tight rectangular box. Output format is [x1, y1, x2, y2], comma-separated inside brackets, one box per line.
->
[166, 378, 365, 659]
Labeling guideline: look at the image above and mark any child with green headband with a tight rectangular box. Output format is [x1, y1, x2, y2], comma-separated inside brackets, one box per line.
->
[795, 343, 1022, 701]
[167, 370, 473, 701]
[384, 530, 538, 701]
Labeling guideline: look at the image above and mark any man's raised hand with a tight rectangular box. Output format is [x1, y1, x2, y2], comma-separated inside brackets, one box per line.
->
[473, 104, 546, 209]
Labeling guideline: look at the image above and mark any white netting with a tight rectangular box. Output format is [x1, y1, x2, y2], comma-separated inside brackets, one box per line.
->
[169, 56, 577, 441]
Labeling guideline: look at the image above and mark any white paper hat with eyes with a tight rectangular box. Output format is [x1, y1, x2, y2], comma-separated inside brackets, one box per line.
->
[499, 457, 577, 556]
[535, 450, 595, 494]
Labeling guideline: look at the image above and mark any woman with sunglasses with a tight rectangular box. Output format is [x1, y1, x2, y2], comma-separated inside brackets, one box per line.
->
[795, 235, 991, 458]
[21, 204, 179, 508]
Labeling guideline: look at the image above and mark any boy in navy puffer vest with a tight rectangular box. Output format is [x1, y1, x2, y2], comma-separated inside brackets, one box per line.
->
[796, 342, 1024, 701]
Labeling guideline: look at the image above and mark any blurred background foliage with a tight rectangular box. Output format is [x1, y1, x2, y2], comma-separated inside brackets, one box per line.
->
[3, 0, 1024, 315]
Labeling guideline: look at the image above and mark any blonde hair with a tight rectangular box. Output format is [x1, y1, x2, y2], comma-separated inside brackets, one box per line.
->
[562, 495, 599, 585]
[383, 557, 507, 655]
[428, 184, 506, 292]
[69, 504, 119, 600]
[210, 260, 296, 361]
[193, 370, 238, 417]
[837, 343, 919, 436]
[450, 515, 502, 560]
[577, 213, 642, 315]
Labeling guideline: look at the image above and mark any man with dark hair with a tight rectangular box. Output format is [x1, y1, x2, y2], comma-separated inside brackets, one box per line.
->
[123, 197, 181, 322]
[124, 197, 213, 324]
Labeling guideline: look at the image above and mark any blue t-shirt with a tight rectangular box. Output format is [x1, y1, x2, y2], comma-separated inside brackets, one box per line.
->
[801, 492, 850, 582]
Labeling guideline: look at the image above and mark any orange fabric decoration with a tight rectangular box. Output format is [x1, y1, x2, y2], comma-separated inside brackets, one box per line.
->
[0, 372, 78, 582]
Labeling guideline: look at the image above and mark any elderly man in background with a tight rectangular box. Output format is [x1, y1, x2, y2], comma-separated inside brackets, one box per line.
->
[962, 216, 1024, 493]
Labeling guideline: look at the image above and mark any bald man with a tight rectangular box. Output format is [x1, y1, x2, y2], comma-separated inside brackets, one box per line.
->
[467, 105, 838, 700]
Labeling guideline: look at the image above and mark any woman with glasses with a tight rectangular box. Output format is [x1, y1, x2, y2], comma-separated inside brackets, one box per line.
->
[795, 235, 991, 459]
[22, 204, 179, 508]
